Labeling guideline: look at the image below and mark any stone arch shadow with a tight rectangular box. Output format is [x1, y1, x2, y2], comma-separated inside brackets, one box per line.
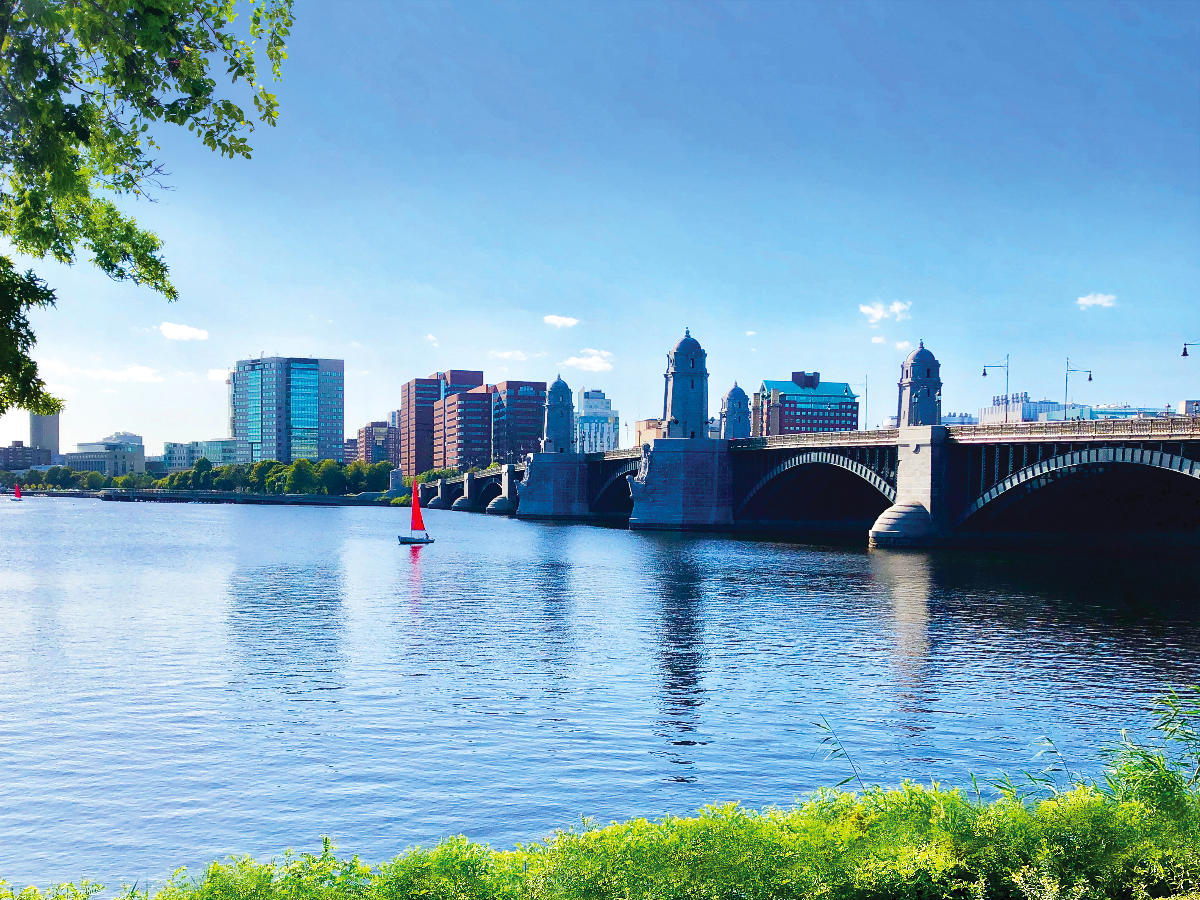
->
[735, 451, 897, 533]
[958, 447, 1200, 537]
[591, 460, 639, 518]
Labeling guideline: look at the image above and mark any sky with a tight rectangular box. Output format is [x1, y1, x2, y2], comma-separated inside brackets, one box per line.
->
[2, 0, 1198, 454]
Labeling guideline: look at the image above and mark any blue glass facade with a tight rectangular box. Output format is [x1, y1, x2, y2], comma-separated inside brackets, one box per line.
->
[231, 357, 344, 463]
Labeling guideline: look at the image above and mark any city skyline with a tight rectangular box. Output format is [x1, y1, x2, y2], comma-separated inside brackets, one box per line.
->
[0, 0, 1196, 452]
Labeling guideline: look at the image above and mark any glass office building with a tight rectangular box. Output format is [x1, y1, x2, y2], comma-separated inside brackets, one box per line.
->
[230, 357, 344, 463]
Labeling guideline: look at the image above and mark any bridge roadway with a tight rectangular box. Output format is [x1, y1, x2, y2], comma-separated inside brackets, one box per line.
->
[417, 416, 1200, 547]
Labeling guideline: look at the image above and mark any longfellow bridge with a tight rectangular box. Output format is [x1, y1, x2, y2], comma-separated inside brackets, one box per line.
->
[417, 416, 1200, 548]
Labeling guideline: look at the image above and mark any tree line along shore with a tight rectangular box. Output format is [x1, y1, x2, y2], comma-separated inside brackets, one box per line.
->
[0, 460, 467, 505]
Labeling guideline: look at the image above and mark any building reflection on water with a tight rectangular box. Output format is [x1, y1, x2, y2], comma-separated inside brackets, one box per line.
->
[644, 536, 708, 782]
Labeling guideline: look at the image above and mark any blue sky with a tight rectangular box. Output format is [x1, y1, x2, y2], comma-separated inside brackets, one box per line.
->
[2, 0, 1197, 453]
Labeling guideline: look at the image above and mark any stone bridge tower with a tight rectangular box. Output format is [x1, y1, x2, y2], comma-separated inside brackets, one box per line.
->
[720, 383, 750, 439]
[897, 341, 942, 427]
[543, 375, 575, 453]
[664, 329, 709, 439]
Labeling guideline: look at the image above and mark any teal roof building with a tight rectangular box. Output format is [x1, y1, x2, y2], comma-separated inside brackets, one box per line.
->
[751, 371, 860, 436]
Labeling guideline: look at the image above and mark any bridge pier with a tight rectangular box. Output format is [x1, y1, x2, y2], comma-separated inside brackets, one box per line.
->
[869, 426, 951, 549]
[628, 438, 733, 530]
[424, 478, 450, 509]
[451, 471, 479, 511]
[516, 453, 591, 519]
[486, 464, 520, 515]
[416, 480, 439, 508]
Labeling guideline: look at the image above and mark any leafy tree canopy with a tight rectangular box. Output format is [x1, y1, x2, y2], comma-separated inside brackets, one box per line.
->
[0, 0, 293, 414]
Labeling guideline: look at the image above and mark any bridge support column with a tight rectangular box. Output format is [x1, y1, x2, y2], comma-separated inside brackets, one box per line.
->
[486, 464, 520, 515]
[628, 438, 733, 530]
[451, 472, 478, 511]
[516, 453, 590, 519]
[870, 426, 950, 549]
[425, 478, 449, 509]
[416, 480, 438, 508]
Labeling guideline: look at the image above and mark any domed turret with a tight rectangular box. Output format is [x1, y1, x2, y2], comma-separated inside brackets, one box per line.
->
[897, 340, 942, 427]
[542, 374, 575, 453]
[720, 382, 750, 439]
[673, 330, 703, 355]
[663, 329, 709, 439]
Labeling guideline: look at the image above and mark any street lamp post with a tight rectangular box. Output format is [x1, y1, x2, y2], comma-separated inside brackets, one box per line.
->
[981, 354, 1011, 423]
[1064, 357, 1093, 413]
[1183, 342, 1200, 358]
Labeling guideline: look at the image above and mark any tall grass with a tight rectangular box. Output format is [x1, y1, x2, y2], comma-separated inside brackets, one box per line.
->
[5, 690, 1199, 900]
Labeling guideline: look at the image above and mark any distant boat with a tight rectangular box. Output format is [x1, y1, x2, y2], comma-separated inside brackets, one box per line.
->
[398, 483, 434, 545]
[10, 483, 21, 501]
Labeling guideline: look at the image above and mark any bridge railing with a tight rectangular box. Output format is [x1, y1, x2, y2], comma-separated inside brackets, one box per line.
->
[589, 449, 642, 461]
[730, 429, 899, 451]
[948, 416, 1200, 443]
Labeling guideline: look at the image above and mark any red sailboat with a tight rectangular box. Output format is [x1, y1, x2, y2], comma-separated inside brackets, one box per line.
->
[398, 483, 434, 545]
[10, 483, 22, 501]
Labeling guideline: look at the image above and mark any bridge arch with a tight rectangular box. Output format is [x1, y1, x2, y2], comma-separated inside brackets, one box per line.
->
[476, 479, 504, 510]
[591, 459, 639, 514]
[959, 447, 1200, 526]
[735, 450, 897, 518]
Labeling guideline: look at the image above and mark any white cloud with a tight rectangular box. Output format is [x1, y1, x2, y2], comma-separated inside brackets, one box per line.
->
[159, 321, 209, 341]
[41, 359, 163, 383]
[859, 300, 912, 325]
[745, 330, 757, 336]
[895, 341, 912, 351]
[424, 333, 439, 348]
[489, 350, 530, 361]
[1077, 293, 1116, 310]
[871, 336, 886, 344]
[561, 348, 614, 372]
[544, 314, 580, 328]
[206, 368, 229, 382]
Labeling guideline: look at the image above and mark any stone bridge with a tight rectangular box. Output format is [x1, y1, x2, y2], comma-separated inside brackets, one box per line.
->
[416, 417, 1200, 547]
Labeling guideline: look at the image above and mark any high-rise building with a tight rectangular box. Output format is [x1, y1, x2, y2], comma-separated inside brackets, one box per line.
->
[343, 437, 358, 461]
[574, 388, 620, 453]
[230, 357, 344, 463]
[29, 412, 60, 460]
[751, 372, 858, 435]
[388, 409, 402, 429]
[356, 421, 401, 465]
[400, 369, 483, 476]
[433, 385, 492, 470]
[492, 380, 547, 463]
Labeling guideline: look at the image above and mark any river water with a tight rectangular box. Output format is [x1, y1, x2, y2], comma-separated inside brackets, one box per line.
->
[1, 498, 1198, 889]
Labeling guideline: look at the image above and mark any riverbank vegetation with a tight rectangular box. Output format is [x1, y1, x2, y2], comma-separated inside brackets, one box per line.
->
[3, 691, 1198, 900]
[3, 459, 421, 496]
[3, 460, 484, 501]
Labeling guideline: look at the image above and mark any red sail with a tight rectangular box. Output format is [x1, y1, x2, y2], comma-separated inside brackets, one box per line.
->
[13, 483, 20, 499]
[411, 483, 426, 532]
